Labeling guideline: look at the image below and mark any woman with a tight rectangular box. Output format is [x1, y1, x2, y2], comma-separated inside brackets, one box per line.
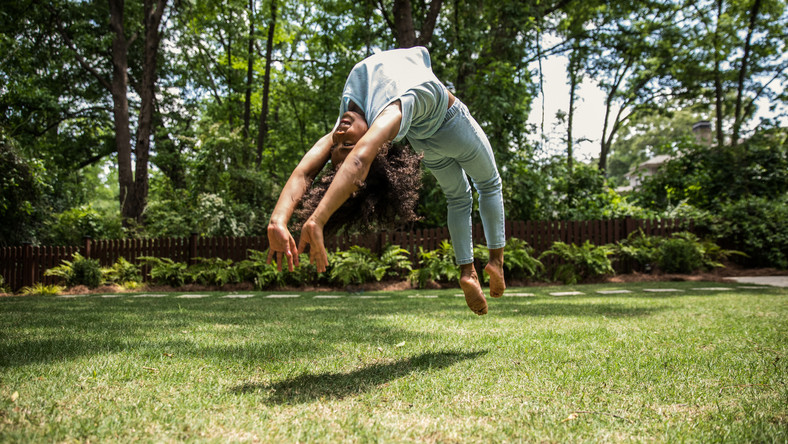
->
[267, 46, 505, 315]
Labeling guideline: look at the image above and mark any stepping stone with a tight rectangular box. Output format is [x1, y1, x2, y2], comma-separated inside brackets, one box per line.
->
[507, 292, 535, 297]
[737, 286, 770, 289]
[596, 289, 632, 294]
[643, 288, 682, 293]
[314, 294, 344, 299]
[223, 294, 256, 299]
[690, 287, 733, 291]
[134, 293, 167, 298]
[57, 294, 87, 298]
[101, 294, 124, 298]
[550, 291, 585, 296]
[351, 295, 389, 299]
[453, 293, 465, 297]
[266, 294, 300, 298]
[408, 294, 438, 298]
[177, 294, 210, 298]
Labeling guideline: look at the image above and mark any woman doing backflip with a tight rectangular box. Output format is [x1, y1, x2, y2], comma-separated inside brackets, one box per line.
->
[266, 46, 506, 315]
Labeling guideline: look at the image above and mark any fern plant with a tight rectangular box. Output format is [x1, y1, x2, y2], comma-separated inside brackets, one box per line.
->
[45, 253, 103, 288]
[612, 230, 663, 273]
[539, 241, 614, 284]
[102, 257, 142, 284]
[188, 257, 240, 286]
[410, 240, 460, 289]
[236, 249, 285, 290]
[138, 256, 188, 287]
[19, 283, 64, 296]
[473, 238, 543, 281]
[378, 244, 413, 279]
[329, 246, 387, 287]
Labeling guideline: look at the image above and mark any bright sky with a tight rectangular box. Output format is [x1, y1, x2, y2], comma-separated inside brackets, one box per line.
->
[526, 53, 609, 162]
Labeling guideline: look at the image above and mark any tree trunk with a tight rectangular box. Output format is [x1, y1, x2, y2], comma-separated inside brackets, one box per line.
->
[389, 0, 443, 48]
[732, 0, 761, 147]
[256, 0, 277, 166]
[108, 0, 135, 225]
[131, 0, 167, 224]
[713, 0, 725, 147]
[243, 0, 255, 144]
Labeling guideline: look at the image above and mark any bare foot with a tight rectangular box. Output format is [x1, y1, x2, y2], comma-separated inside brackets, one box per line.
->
[485, 247, 506, 298]
[459, 265, 487, 315]
[485, 262, 506, 298]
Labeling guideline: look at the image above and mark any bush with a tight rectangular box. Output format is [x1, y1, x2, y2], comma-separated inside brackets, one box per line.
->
[473, 238, 543, 281]
[19, 283, 64, 296]
[657, 236, 704, 274]
[329, 246, 387, 287]
[236, 249, 285, 290]
[102, 257, 142, 284]
[711, 195, 788, 268]
[45, 253, 103, 288]
[138, 256, 188, 287]
[188, 257, 240, 286]
[539, 241, 614, 284]
[410, 240, 460, 288]
[613, 230, 662, 272]
[378, 244, 413, 280]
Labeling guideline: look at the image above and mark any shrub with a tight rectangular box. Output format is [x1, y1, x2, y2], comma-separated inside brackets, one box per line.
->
[657, 235, 704, 274]
[613, 230, 663, 272]
[410, 240, 460, 288]
[102, 257, 142, 284]
[45, 253, 103, 288]
[539, 241, 614, 284]
[138, 256, 188, 287]
[377, 244, 413, 280]
[236, 249, 285, 290]
[188, 257, 240, 286]
[329, 246, 387, 287]
[473, 238, 544, 281]
[711, 195, 788, 268]
[19, 283, 64, 296]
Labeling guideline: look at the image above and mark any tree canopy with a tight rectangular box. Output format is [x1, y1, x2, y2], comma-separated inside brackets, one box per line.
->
[1, 0, 786, 246]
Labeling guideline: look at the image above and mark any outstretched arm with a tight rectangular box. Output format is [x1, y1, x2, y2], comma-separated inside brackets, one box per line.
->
[298, 102, 403, 272]
[267, 132, 333, 271]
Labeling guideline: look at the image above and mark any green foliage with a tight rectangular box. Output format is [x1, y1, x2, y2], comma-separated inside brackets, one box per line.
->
[378, 245, 413, 279]
[44, 253, 103, 288]
[137, 256, 188, 287]
[0, 274, 10, 294]
[410, 241, 460, 289]
[710, 195, 788, 268]
[613, 230, 663, 272]
[19, 283, 64, 296]
[0, 134, 46, 246]
[102, 257, 142, 285]
[329, 246, 387, 287]
[42, 205, 123, 246]
[187, 257, 240, 287]
[474, 238, 543, 281]
[657, 235, 705, 274]
[539, 241, 614, 284]
[236, 249, 285, 290]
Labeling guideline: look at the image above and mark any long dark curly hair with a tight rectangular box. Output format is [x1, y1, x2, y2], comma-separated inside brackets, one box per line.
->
[295, 142, 423, 236]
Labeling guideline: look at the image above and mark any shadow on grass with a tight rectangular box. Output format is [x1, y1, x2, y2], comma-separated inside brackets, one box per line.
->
[231, 350, 487, 404]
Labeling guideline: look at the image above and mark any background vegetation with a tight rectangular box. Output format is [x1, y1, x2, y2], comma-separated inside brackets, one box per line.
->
[1, 0, 786, 267]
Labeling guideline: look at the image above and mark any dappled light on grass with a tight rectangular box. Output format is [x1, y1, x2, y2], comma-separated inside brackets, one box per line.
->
[232, 350, 487, 404]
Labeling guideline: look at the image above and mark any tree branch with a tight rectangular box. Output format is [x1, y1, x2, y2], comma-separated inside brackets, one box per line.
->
[54, 21, 113, 92]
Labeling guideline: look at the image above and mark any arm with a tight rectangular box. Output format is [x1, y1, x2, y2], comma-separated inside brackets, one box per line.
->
[298, 102, 403, 272]
[267, 132, 333, 271]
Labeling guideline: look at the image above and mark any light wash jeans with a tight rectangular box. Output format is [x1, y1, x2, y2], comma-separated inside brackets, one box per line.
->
[409, 99, 506, 265]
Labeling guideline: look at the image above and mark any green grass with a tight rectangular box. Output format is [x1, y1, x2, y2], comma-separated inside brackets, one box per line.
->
[1, 282, 787, 442]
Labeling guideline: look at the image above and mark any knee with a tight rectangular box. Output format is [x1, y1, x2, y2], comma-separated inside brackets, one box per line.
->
[446, 192, 472, 212]
[475, 174, 502, 196]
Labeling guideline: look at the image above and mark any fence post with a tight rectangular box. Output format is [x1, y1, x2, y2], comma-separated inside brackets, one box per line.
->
[82, 236, 92, 258]
[624, 216, 635, 238]
[189, 232, 199, 265]
[23, 242, 34, 289]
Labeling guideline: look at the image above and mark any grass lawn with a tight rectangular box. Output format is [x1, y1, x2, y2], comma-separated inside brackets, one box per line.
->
[1, 282, 786, 442]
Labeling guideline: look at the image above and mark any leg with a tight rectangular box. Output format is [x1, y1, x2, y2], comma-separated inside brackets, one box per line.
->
[485, 247, 505, 298]
[422, 156, 485, 315]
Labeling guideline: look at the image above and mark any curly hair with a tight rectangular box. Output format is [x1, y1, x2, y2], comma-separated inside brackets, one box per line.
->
[295, 142, 423, 236]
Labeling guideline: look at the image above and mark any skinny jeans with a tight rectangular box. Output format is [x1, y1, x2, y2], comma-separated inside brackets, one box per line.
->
[409, 99, 506, 265]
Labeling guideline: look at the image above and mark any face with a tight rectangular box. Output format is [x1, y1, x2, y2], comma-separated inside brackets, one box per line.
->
[331, 110, 368, 167]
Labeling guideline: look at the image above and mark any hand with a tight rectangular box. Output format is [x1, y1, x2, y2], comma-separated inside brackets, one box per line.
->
[267, 222, 299, 272]
[298, 218, 328, 273]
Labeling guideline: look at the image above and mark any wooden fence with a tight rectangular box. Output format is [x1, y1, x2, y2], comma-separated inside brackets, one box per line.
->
[0, 218, 691, 291]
